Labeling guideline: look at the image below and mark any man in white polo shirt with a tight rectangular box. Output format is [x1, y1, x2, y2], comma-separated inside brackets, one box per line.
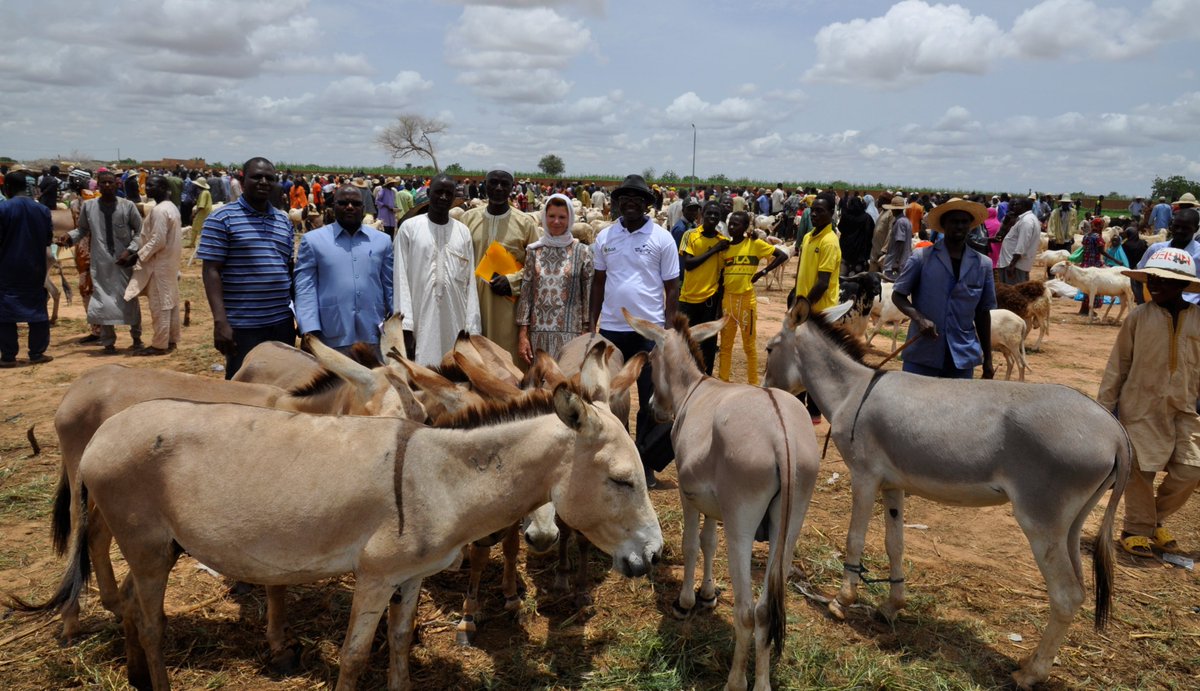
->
[590, 174, 681, 487]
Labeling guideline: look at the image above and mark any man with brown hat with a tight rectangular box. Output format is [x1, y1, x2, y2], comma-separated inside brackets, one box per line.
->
[892, 198, 996, 379]
[1098, 246, 1200, 557]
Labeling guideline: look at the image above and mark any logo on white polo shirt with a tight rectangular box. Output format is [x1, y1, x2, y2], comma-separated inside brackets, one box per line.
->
[634, 243, 653, 256]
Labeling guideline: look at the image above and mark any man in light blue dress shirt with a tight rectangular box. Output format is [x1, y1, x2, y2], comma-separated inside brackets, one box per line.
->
[294, 185, 394, 358]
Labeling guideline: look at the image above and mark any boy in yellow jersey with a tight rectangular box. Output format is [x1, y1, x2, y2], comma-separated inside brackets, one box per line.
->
[718, 211, 788, 384]
[793, 191, 841, 422]
[678, 201, 729, 373]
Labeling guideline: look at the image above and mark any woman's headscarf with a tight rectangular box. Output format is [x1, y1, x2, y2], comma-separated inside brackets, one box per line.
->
[531, 192, 576, 249]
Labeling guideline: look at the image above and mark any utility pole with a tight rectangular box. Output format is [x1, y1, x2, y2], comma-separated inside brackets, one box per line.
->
[690, 123, 696, 195]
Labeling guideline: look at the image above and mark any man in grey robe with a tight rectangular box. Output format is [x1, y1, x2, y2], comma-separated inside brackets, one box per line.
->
[59, 169, 142, 353]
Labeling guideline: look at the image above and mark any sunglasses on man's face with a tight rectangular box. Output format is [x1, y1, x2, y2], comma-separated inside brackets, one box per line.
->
[336, 200, 363, 207]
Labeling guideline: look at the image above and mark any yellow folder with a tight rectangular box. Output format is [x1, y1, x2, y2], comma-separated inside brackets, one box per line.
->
[475, 242, 522, 281]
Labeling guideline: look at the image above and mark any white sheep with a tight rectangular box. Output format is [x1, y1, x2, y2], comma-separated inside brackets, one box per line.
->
[1036, 249, 1071, 266]
[1049, 261, 1133, 323]
[754, 214, 778, 232]
[448, 207, 465, 222]
[865, 282, 909, 350]
[990, 308, 1029, 381]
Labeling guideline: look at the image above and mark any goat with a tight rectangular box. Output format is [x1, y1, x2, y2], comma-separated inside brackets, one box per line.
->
[990, 308, 1030, 381]
[1049, 261, 1133, 323]
[836, 271, 883, 342]
[864, 282, 908, 350]
[994, 280, 1051, 351]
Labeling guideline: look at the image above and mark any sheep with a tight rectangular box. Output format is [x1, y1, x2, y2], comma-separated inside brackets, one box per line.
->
[1037, 249, 1071, 266]
[1045, 278, 1081, 299]
[448, 206, 465, 222]
[1049, 261, 1133, 323]
[570, 222, 594, 244]
[990, 308, 1030, 381]
[865, 282, 909, 350]
[994, 280, 1052, 351]
[1038, 233, 1049, 252]
[754, 214, 778, 232]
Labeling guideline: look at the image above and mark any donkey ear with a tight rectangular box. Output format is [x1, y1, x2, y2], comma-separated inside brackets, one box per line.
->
[532, 350, 566, 389]
[553, 384, 591, 432]
[610, 351, 646, 396]
[305, 334, 379, 395]
[690, 316, 726, 344]
[380, 314, 408, 360]
[622, 308, 666, 344]
[381, 368, 429, 422]
[578, 341, 610, 403]
[452, 351, 522, 399]
[785, 296, 812, 329]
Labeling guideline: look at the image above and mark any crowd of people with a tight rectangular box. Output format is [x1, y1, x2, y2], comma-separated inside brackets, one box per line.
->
[2, 156, 1200, 552]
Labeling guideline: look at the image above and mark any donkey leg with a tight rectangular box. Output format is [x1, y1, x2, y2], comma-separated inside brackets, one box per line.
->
[334, 581, 395, 691]
[120, 578, 152, 691]
[386, 578, 422, 691]
[571, 532, 593, 608]
[723, 532, 755, 691]
[125, 548, 179, 691]
[265, 586, 301, 674]
[697, 514, 720, 610]
[673, 501, 702, 618]
[832, 476, 879, 620]
[1012, 527, 1084, 689]
[500, 523, 524, 612]
[878, 488, 907, 622]
[552, 528, 571, 593]
[456, 542, 489, 646]
[90, 506, 125, 618]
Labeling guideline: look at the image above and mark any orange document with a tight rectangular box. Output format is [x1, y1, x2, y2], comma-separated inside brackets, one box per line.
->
[475, 242, 522, 302]
[475, 241, 522, 280]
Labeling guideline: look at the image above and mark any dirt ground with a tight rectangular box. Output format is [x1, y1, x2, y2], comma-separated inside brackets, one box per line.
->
[0, 249, 1198, 690]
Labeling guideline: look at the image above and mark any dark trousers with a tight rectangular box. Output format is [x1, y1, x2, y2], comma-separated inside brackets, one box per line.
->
[180, 200, 195, 226]
[0, 321, 50, 362]
[601, 328, 674, 473]
[225, 318, 295, 380]
[678, 298, 720, 375]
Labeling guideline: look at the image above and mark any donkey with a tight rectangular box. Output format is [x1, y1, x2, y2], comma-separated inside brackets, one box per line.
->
[22, 381, 662, 691]
[624, 309, 819, 691]
[519, 338, 646, 608]
[763, 297, 1130, 690]
[46, 336, 421, 643]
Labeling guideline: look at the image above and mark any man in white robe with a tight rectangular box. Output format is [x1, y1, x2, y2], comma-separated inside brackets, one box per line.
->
[124, 175, 182, 355]
[393, 174, 480, 365]
[60, 169, 142, 353]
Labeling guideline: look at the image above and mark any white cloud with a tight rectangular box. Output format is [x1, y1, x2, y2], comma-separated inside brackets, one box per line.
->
[1010, 0, 1200, 62]
[665, 92, 761, 126]
[805, 1, 1005, 86]
[805, 0, 1200, 86]
[445, 5, 594, 103]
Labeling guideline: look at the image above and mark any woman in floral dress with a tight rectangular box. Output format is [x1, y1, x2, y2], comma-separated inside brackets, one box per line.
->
[516, 193, 593, 363]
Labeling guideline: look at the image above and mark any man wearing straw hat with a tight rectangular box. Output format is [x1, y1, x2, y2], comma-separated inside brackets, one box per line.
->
[892, 198, 995, 380]
[1098, 246, 1200, 557]
[1045, 195, 1076, 252]
[881, 195, 912, 279]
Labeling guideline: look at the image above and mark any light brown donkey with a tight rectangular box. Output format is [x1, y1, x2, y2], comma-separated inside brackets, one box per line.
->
[25, 382, 661, 691]
[44, 336, 421, 644]
[624, 309, 819, 691]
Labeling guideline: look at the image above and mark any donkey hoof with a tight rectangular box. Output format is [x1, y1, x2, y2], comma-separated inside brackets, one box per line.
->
[455, 628, 475, 647]
[827, 599, 847, 621]
[695, 587, 721, 612]
[671, 599, 692, 620]
[878, 600, 905, 624]
[267, 644, 303, 676]
[1011, 666, 1043, 691]
[503, 595, 523, 612]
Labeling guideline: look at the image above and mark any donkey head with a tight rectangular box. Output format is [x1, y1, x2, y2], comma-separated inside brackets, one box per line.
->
[549, 384, 663, 577]
[764, 297, 814, 395]
[622, 308, 724, 422]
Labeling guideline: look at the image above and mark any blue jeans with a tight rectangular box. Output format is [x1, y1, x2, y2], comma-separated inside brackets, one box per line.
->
[902, 359, 975, 379]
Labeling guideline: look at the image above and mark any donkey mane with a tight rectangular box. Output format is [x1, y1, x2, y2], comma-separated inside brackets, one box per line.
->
[432, 382, 585, 430]
[807, 313, 872, 366]
[429, 360, 470, 384]
[347, 342, 383, 367]
[288, 369, 343, 397]
[671, 314, 706, 370]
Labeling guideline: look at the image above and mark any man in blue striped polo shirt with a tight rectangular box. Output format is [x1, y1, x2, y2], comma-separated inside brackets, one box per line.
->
[197, 157, 296, 378]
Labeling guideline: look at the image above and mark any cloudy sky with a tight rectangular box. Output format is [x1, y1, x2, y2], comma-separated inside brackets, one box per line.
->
[2, 0, 1198, 195]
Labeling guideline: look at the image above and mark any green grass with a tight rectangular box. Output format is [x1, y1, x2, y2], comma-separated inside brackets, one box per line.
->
[0, 471, 55, 520]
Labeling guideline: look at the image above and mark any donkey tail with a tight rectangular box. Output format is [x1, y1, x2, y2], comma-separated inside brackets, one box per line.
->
[8, 484, 91, 615]
[50, 467, 72, 556]
[764, 391, 797, 657]
[1092, 433, 1131, 630]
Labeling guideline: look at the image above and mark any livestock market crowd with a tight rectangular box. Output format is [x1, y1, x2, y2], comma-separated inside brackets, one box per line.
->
[2, 156, 1200, 689]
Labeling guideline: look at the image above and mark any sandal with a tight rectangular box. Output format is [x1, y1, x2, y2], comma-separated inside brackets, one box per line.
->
[1120, 534, 1154, 558]
[1153, 526, 1180, 552]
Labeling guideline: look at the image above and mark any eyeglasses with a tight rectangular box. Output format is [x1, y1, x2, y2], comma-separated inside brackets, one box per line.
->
[335, 200, 363, 207]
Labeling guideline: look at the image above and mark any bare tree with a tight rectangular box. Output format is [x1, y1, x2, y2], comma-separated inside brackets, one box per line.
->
[376, 114, 447, 172]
